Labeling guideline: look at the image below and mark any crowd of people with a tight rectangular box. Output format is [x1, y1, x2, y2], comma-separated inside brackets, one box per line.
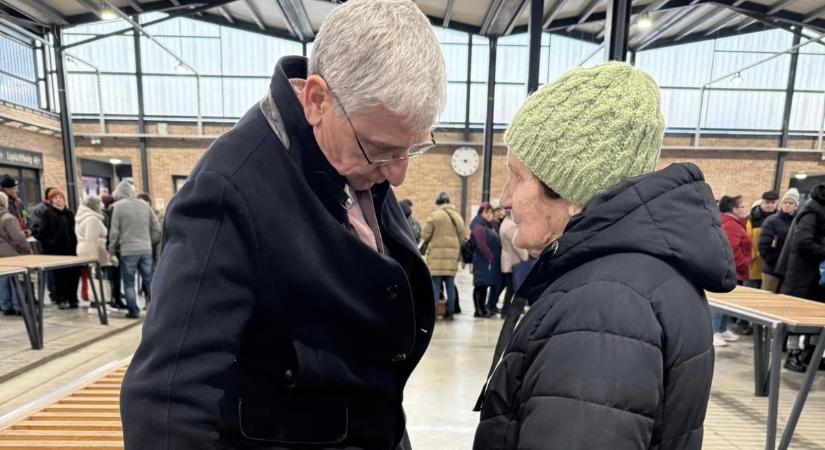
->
[408, 194, 533, 321]
[0, 176, 161, 319]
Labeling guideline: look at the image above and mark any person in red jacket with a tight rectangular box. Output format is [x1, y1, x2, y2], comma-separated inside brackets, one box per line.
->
[714, 195, 752, 347]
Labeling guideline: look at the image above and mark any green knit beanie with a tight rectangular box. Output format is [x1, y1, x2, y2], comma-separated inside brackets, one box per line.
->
[505, 61, 665, 207]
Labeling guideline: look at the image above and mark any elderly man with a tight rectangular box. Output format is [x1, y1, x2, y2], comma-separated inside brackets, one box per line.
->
[120, 1, 445, 449]
[1, 175, 28, 236]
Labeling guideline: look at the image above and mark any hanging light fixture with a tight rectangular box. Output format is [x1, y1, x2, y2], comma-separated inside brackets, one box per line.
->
[109, 158, 122, 165]
[100, 8, 118, 20]
[637, 14, 653, 30]
[65, 56, 77, 69]
[731, 72, 744, 85]
[794, 172, 808, 180]
[175, 62, 188, 74]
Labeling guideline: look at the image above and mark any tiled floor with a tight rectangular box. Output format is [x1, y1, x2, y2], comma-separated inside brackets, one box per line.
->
[2, 269, 825, 449]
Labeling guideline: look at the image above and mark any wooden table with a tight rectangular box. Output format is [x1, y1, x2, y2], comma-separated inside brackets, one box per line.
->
[0, 256, 108, 350]
[0, 359, 128, 449]
[0, 266, 37, 350]
[707, 286, 825, 450]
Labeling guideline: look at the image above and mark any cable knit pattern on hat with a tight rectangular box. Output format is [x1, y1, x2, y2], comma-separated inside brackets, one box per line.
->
[504, 61, 665, 207]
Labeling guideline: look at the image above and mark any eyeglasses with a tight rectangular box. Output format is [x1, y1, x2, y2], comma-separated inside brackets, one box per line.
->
[322, 77, 436, 166]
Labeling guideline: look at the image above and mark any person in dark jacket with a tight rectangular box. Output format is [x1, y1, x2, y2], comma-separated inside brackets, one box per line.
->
[746, 191, 778, 288]
[38, 188, 80, 309]
[758, 188, 798, 293]
[0, 175, 28, 236]
[471, 203, 502, 317]
[399, 198, 421, 243]
[782, 184, 825, 302]
[474, 62, 735, 450]
[0, 192, 30, 316]
[120, 1, 445, 448]
[100, 194, 125, 309]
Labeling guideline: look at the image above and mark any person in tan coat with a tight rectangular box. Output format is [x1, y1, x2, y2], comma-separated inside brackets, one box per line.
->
[421, 192, 467, 320]
[0, 192, 30, 315]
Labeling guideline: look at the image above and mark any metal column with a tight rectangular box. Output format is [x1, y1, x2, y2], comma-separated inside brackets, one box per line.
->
[604, 0, 631, 62]
[526, 0, 543, 94]
[52, 27, 79, 212]
[774, 30, 802, 193]
[133, 24, 150, 194]
[481, 38, 497, 204]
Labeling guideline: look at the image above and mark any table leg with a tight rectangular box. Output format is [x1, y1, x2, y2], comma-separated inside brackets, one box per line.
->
[32, 269, 45, 347]
[778, 329, 825, 450]
[11, 275, 38, 350]
[754, 325, 768, 397]
[89, 263, 107, 325]
[766, 323, 786, 450]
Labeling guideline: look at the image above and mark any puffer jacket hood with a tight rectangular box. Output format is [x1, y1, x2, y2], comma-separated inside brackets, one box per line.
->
[520, 162, 737, 302]
[75, 205, 101, 225]
[113, 179, 136, 201]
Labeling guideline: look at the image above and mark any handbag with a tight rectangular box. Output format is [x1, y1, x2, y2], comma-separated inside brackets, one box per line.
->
[443, 210, 474, 264]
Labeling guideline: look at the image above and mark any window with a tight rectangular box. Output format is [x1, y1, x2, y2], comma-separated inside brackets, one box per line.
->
[172, 175, 188, 194]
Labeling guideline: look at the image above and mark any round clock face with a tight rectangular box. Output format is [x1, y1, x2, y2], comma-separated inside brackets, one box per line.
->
[451, 147, 480, 177]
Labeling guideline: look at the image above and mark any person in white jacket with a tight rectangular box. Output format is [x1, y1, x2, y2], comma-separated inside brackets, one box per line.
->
[75, 196, 109, 305]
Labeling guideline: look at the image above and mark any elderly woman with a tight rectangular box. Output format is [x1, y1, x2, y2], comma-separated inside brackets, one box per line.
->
[473, 63, 736, 450]
[0, 192, 30, 316]
[471, 203, 503, 317]
[39, 189, 80, 310]
[75, 196, 109, 303]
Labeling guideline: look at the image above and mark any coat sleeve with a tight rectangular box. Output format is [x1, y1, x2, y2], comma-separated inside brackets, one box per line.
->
[120, 171, 258, 449]
[794, 212, 825, 261]
[421, 215, 434, 244]
[723, 222, 750, 275]
[5, 217, 29, 254]
[472, 225, 493, 263]
[149, 208, 162, 245]
[758, 218, 776, 267]
[514, 283, 662, 450]
[107, 206, 120, 255]
[38, 210, 56, 248]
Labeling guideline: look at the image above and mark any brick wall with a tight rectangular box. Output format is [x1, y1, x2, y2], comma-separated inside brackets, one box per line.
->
[5, 108, 825, 223]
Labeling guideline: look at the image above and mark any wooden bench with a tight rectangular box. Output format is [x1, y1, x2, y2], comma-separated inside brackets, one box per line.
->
[0, 360, 127, 449]
[707, 286, 825, 450]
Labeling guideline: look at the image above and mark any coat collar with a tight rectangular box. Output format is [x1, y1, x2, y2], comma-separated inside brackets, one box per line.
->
[267, 56, 394, 228]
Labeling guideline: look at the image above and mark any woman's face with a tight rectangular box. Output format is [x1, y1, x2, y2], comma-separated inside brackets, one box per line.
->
[499, 152, 581, 257]
[733, 203, 748, 219]
[481, 208, 494, 222]
[781, 199, 797, 215]
[52, 195, 66, 210]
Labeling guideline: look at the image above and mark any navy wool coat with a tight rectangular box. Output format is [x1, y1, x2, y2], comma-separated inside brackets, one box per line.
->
[120, 56, 435, 450]
[474, 163, 736, 450]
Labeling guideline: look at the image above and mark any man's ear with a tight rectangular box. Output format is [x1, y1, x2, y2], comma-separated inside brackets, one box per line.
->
[303, 75, 330, 126]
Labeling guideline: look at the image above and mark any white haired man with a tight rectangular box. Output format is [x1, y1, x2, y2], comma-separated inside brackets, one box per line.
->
[120, 1, 445, 449]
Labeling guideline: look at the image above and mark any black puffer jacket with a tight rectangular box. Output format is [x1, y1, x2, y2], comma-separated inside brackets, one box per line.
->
[758, 211, 794, 276]
[474, 163, 736, 450]
[781, 185, 825, 301]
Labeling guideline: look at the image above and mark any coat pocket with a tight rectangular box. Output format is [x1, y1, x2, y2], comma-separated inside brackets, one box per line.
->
[238, 396, 348, 445]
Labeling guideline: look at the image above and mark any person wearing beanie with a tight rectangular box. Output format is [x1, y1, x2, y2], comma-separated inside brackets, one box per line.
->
[0, 175, 28, 236]
[759, 188, 798, 293]
[0, 191, 31, 316]
[108, 179, 161, 318]
[474, 62, 736, 450]
[420, 192, 467, 320]
[39, 188, 81, 309]
[744, 191, 779, 292]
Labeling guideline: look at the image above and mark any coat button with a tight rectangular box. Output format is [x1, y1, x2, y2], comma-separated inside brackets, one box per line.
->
[386, 285, 399, 300]
[393, 353, 407, 362]
[283, 369, 294, 381]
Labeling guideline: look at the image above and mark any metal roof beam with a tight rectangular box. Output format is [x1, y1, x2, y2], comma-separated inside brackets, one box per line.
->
[672, 5, 730, 40]
[644, 18, 762, 49]
[481, 0, 506, 35]
[6, 0, 68, 25]
[123, 0, 144, 12]
[190, 12, 299, 42]
[635, 1, 703, 50]
[543, 0, 573, 29]
[443, 0, 455, 28]
[713, 0, 825, 33]
[64, 0, 197, 26]
[241, 0, 265, 30]
[566, 0, 603, 32]
[703, 10, 745, 36]
[767, 0, 800, 15]
[504, 0, 530, 35]
[275, 0, 315, 41]
[217, 5, 233, 23]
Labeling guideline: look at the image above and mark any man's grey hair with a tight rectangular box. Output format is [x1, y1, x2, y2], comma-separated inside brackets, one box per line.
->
[309, 0, 446, 131]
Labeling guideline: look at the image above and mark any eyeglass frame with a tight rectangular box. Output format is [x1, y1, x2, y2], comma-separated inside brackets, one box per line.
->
[320, 76, 436, 166]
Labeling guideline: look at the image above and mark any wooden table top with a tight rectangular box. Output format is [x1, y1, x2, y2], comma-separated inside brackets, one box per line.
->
[0, 255, 97, 270]
[706, 285, 825, 328]
[0, 266, 27, 277]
